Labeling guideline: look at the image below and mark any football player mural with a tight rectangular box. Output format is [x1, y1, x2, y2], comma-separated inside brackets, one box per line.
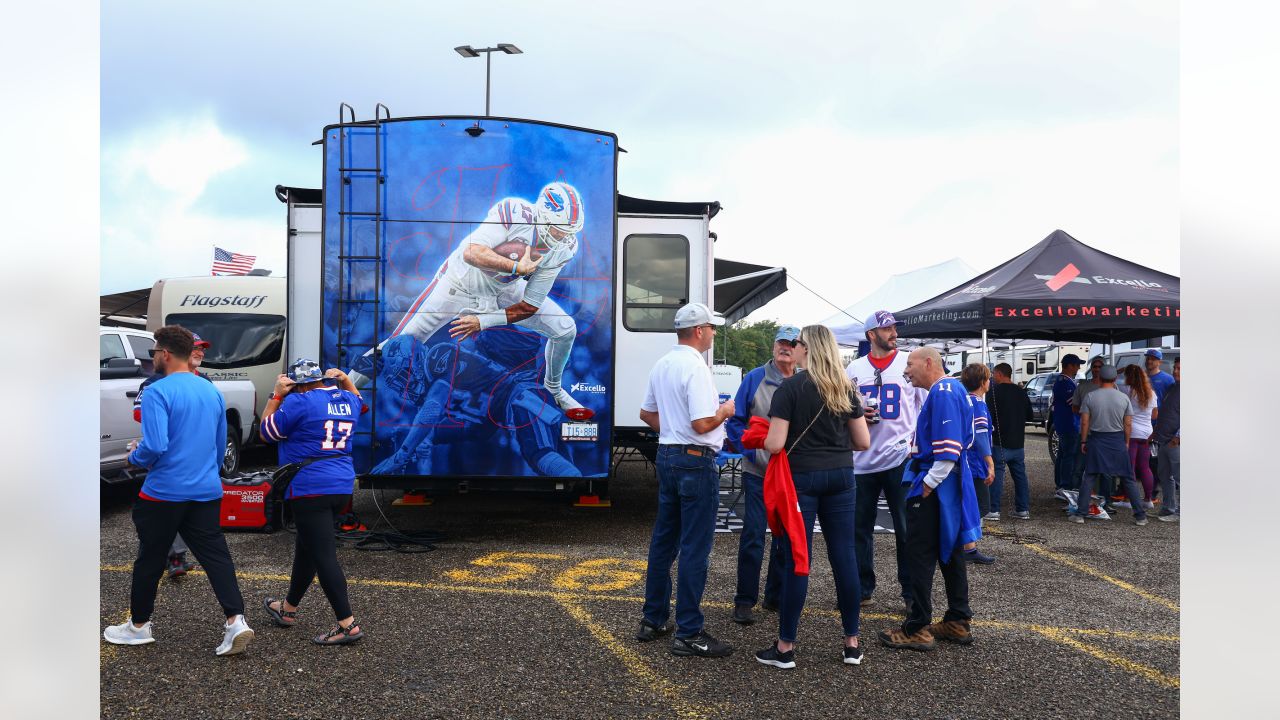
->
[323, 119, 615, 479]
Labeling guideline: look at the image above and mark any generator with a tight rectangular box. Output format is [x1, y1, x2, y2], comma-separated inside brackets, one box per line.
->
[220, 471, 281, 532]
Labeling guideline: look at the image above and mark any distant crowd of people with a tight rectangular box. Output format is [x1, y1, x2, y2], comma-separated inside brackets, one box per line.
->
[636, 304, 1180, 669]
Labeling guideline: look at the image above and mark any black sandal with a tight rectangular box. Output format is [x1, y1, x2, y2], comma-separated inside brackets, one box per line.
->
[263, 597, 297, 628]
[312, 621, 364, 646]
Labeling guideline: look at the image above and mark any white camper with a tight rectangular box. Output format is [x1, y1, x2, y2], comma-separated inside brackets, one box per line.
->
[146, 274, 288, 422]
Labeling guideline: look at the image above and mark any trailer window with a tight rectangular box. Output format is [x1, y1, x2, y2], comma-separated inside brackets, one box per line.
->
[623, 234, 689, 332]
[165, 313, 286, 370]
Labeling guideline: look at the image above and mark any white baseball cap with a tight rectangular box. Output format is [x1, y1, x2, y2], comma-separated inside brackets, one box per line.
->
[673, 302, 726, 329]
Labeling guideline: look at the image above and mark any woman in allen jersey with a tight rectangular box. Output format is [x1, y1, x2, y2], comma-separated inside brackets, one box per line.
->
[258, 359, 366, 645]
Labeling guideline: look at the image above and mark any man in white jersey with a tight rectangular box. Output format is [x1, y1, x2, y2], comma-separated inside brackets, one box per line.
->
[845, 311, 928, 610]
[348, 181, 586, 411]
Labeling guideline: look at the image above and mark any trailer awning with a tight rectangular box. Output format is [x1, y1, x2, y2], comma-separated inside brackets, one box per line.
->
[714, 259, 788, 325]
[100, 288, 151, 324]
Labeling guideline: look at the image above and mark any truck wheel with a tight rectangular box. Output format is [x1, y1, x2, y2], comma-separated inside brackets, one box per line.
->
[222, 423, 241, 477]
[1046, 418, 1059, 463]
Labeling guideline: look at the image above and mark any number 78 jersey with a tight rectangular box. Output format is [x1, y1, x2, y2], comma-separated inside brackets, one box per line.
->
[260, 387, 364, 497]
[846, 351, 928, 474]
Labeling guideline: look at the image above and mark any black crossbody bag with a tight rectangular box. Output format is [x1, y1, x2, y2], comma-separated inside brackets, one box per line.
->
[268, 456, 330, 501]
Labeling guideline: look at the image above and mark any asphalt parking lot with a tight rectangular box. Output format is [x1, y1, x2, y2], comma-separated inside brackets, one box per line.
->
[100, 428, 1179, 719]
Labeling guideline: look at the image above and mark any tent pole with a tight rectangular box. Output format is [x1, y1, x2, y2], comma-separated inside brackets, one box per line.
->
[981, 328, 988, 366]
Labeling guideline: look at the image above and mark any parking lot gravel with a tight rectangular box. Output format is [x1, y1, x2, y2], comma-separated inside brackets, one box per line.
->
[100, 428, 1179, 719]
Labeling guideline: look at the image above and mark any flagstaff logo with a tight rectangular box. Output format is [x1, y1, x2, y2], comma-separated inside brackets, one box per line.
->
[180, 294, 269, 309]
[1035, 264, 1165, 292]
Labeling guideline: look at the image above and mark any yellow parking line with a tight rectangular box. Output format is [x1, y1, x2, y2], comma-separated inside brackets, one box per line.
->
[984, 532, 1180, 612]
[554, 596, 722, 720]
[99, 565, 1179, 647]
[1032, 626, 1180, 689]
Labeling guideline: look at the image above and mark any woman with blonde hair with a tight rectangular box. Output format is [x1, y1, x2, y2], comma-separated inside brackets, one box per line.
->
[756, 325, 871, 669]
[1121, 364, 1159, 507]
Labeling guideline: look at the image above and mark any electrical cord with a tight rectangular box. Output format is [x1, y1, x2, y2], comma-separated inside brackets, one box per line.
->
[335, 487, 445, 553]
[279, 487, 445, 552]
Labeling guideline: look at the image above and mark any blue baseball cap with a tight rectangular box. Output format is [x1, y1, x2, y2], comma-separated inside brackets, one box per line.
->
[863, 310, 902, 334]
[1144, 348, 1163, 360]
[775, 325, 801, 343]
[1061, 353, 1083, 367]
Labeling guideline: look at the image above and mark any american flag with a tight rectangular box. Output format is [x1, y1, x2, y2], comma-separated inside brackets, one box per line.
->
[211, 247, 256, 276]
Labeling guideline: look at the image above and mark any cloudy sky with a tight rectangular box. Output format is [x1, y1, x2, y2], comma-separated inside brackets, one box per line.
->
[100, 0, 1178, 325]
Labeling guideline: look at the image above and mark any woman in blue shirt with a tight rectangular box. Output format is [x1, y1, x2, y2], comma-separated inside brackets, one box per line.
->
[260, 359, 366, 645]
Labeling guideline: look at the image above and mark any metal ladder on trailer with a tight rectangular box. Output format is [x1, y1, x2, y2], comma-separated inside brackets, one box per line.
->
[333, 102, 391, 464]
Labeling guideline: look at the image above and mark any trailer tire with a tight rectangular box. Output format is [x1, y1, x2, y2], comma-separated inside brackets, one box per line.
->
[221, 422, 241, 477]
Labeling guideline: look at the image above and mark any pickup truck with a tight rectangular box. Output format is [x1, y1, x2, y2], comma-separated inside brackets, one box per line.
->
[100, 326, 257, 482]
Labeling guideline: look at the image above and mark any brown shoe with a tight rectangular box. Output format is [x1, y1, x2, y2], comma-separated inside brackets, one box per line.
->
[927, 620, 974, 645]
[877, 627, 936, 651]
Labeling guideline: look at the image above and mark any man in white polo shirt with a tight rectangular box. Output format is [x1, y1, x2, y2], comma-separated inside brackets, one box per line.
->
[635, 302, 736, 659]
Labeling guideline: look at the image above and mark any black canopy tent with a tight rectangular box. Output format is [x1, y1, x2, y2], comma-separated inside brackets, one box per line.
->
[895, 230, 1179, 345]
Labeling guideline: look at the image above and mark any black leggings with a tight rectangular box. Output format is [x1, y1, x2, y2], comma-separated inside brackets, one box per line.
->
[286, 495, 353, 620]
[131, 498, 244, 623]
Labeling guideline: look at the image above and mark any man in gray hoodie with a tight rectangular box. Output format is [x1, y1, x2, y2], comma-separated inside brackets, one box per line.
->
[725, 324, 801, 625]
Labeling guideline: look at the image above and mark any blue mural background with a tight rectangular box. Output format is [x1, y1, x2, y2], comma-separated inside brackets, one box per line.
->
[321, 119, 616, 478]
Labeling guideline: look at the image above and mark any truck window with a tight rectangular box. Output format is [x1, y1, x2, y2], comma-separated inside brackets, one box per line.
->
[165, 313, 286, 370]
[100, 333, 125, 366]
[126, 334, 155, 374]
[623, 234, 689, 332]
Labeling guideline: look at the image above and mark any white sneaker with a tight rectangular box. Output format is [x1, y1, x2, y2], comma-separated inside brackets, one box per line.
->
[548, 387, 583, 412]
[103, 620, 154, 646]
[1143, 501, 1156, 511]
[982, 512, 1000, 521]
[1011, 510, 1031, 520]
[215, 615, 254, 656]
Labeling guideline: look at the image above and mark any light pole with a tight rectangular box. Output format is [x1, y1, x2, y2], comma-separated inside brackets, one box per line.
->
[454, 43, 522, 116]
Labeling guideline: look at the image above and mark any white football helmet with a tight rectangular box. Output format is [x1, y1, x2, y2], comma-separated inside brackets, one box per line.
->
[535, 181, 584, 249]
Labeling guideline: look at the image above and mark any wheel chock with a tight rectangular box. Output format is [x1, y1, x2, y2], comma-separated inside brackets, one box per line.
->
[573, 494, 612, 508]
[392, 492, 433, 507]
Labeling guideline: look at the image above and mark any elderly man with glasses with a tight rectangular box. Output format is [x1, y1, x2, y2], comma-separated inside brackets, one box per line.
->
[725, 324, 802, 625]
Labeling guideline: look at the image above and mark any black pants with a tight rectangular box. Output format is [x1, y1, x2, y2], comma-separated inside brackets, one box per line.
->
[131, 498, 244, 623]
[972, 475, 991, 517]
[286, 495, 353, 620]
[901, 492, 972, 635]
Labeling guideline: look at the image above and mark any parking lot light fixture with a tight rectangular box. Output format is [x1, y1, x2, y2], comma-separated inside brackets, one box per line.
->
[455, 43, 524, 116]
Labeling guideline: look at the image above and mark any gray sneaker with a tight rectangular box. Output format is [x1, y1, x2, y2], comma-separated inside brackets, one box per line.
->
[1157, 513, 1179, 522]
[1011, 510, 1031, 520]
[215, 615, 254, 656]
[1068, 514, 1085, 524]
[103, 620, 154, 646]
[982, 512, 1000, 521]
[1134, 517, 1148, 526]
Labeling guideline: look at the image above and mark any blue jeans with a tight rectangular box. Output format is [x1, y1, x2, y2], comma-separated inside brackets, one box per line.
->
[642, 445, 720, 638]
[777, 467, 861, 643]
[1054, 429, 1079, 490]
[991, 445, 1029, 513]
[734, 472, 783, 608]
[853, 462, 912, 604]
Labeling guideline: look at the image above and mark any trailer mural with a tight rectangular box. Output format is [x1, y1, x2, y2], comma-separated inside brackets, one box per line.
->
[321, 118, 617, 479]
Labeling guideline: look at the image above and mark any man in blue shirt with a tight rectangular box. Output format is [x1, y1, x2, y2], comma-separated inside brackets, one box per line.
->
[103, 325, 254, 657]
[1052, 354, 1083, 492]
[1145, 349, 1175, 407]
[879, 348, 981, 651]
